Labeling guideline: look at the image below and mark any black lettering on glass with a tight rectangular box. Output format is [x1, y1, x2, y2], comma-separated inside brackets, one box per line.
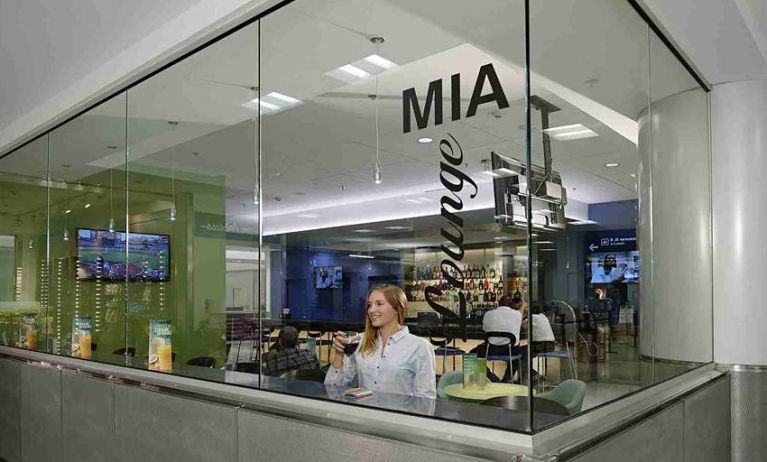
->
[402, 79, 443, 133]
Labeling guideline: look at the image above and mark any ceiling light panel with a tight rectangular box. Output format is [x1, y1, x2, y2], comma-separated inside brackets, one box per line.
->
[241, 92, 303, 114]
[325, 55, 397, 83]
[364, 54, 396, 69]
[543, 123, 598, 141]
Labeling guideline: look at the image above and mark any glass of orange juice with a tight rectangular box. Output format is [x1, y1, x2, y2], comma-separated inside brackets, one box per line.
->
[26, 330, 38, 350]
[79, 335, 92, 360]
[157, 344, 172, 372]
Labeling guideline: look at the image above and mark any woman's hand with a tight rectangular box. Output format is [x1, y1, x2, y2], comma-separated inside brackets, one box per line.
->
[330, 331, 346, 369]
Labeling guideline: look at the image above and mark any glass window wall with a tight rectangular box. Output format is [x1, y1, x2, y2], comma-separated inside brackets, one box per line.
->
[0, 0, 711, 434]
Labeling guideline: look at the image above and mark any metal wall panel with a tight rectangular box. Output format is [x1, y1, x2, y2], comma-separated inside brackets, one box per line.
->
[568, 403, 684, 462]
[683, 376, 730, 462]
[731, 369, 767, 462]
[0, 358, 21, 462]
[113, 384, 236, 462]
[20, 365, 62, 462]
[61, 372, 115, 462]
[237, 408, 492, 462]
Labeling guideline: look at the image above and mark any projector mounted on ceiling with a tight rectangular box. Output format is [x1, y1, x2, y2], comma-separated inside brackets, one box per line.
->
[492, 95, 568, 231]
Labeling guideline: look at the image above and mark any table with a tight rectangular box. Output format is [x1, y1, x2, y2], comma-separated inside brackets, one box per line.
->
[481, 396, 570, 416]
[443, 382, 530, 401]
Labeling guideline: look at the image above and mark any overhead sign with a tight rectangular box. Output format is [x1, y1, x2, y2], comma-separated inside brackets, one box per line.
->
[585, 229, 637, 253]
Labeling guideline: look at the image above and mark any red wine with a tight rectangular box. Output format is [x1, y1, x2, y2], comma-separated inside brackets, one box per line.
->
[344, 341, 359, 355]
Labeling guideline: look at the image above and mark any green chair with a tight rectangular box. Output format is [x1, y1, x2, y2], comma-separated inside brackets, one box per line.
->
[437, 371, 464, 399]
[537, 379, 586, 415]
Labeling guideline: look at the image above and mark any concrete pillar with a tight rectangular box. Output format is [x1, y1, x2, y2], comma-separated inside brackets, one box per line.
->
[638, 88, 712, 363]
[711, 79, 767, 366]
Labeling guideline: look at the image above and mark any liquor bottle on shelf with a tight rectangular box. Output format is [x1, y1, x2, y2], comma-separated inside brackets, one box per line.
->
[466, 265, 472, 279]
[481, 265, 487, 279]
[490, 266, 496, 279]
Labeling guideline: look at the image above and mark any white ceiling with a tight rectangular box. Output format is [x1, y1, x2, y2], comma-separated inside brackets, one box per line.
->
[1, 0, 728, 238]
[0, 0, 208, 131]
[639, 0, 767, 84]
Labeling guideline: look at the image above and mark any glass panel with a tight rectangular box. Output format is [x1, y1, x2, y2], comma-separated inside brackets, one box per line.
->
[645, 30, 711, 381]
[47, 93, 128, 363]
[0, 136, 49, 352]
[126, 20, 260, 377]
[261, 0, 532, 431]
[528, 0, 651, 427]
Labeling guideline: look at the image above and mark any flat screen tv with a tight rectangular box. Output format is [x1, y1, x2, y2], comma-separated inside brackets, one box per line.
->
[315, 266, 342, 289]
[77, 228, 170, 281]
[587, 250, 639, 284]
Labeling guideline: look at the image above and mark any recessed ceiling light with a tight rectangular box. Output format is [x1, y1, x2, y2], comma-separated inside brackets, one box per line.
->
[629, 173, 636, 178]
[570, 219, 597, 225]
[84, 203, 91, 209]
[604, 162, 620, 168]
[543, 124, 598, 141]
[494, 236, 506, 240]
[338, 64, 370, 79]
[299, 214, 319, 219]
[534, 240, 555, 244]
[65, 209, 72, 214]
[242, 98, 280, 112]
[349, 253, 375, 259]
[353, 229, 375, 233]
[385, 226, 410, 230]
[364, 54, 396, 69]
[416, 137, 434, 145]
[267, 92, 300, 104]
[483, 170, 500, 177]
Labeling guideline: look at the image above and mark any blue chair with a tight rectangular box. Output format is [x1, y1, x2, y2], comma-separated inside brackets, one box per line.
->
[430, 335, 465, 372]
[437, 371, 464, 399]
[484, 332, 522, 383]
[537, 379, 587, 415]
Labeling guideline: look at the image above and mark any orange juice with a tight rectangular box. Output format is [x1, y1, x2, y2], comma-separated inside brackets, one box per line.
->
[79, 335, 92, 359]
[157, 344, 172, 372]
[26, 331, 37, 350]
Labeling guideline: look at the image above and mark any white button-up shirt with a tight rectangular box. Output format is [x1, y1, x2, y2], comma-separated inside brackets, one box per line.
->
[325, 326, 436, 399]
[483, 306, 522, 346]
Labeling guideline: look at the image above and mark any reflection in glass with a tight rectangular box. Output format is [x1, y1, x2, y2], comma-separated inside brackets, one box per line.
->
[48, 92, 128, 361]
[0, 136, 49, 352]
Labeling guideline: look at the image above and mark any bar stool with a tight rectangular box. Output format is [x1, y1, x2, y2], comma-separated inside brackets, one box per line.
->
[484, 332, 522, 383]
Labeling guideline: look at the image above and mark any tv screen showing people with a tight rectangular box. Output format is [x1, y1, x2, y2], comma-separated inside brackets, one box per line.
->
[588, 251, 639, 284]
[315, 265, 342, 289]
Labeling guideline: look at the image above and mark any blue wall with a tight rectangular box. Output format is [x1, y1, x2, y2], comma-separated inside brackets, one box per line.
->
[272, 248, 404, 322]
[588, 199, 637, 229]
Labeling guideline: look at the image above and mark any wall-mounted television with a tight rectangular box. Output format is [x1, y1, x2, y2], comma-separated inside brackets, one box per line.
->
[77, 228, 170, 282]
[315, 266, 342, 289]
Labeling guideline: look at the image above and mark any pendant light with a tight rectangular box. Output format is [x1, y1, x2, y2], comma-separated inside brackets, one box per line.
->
[168, 121, 178, 221]
[108, 167, 115, 233]
[370, 36, 384, 185]
[169, 143, 177, 221]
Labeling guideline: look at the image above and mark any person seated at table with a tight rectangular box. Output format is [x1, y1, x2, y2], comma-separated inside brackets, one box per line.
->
[469, 295, 524, 382]
[264, 326, 321, 377]
[325, 284, 437, 399]
[519, 304, 557, 384]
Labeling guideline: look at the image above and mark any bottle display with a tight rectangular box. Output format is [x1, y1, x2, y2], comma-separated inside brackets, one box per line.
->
[406, 261, 504, 319]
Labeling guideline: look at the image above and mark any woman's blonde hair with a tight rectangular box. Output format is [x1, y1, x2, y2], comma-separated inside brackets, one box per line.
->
[359, 284, 407, 357]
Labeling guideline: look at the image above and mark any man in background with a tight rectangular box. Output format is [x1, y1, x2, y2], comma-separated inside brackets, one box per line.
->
[264, 326, 321, 377]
